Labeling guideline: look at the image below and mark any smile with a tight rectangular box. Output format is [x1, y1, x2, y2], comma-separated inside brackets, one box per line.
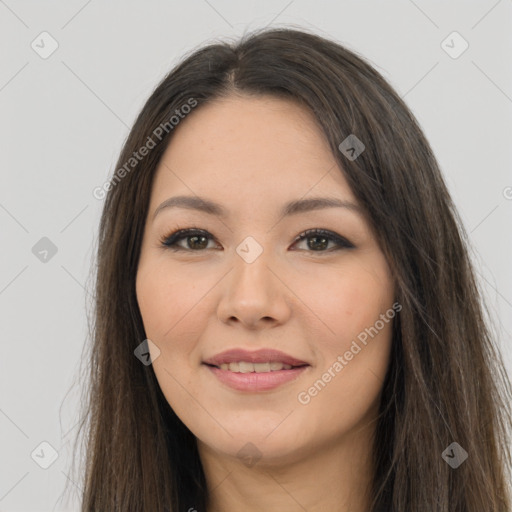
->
[208, 361, 305, 372]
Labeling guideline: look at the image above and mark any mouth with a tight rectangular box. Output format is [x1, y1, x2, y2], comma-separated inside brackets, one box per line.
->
[203, 347, 310, 368]
[203, 361, 309, 373]
[202, 348, 310, 391]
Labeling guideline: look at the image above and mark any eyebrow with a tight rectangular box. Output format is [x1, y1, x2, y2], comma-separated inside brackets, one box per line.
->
[152, 195, 364, 221]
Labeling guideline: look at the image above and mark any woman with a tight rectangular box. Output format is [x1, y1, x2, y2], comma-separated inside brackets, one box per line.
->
[72, 27, 512, 511]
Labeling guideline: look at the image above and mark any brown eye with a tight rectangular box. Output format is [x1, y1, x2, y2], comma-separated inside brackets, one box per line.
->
[161, 229, 218, 251]
[292, 229, 354, 252]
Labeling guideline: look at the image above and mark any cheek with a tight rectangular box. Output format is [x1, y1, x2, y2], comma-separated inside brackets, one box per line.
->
[136, 269, 173, 339]
[298, 257, 394, 353]
[294, 263, 394, 434]
[136, 263, 207, 417]
[136, 261, 208, 342]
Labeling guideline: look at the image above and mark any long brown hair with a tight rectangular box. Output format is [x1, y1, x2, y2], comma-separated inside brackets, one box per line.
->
[69, 27, 512, 511]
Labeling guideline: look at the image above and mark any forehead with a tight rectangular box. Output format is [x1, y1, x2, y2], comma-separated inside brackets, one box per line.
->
[149, 94, 357, 210]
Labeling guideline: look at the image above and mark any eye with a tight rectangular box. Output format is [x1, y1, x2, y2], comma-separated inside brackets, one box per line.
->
[159, 227, 354, 253]
[160, 228, 219, 251]
[292, 228, 354, 252]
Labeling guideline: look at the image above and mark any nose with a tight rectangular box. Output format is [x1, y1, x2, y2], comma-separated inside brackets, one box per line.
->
[216, 243, 292, 330]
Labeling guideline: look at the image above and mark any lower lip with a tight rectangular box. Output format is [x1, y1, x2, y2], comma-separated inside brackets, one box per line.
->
[205, 364, 309, 391]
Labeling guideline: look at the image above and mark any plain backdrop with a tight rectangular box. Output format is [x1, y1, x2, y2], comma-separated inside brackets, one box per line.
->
[1, 1, 511, 510]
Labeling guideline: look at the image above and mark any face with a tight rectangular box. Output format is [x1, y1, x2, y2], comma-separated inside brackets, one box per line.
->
[136, 94, 396, 466]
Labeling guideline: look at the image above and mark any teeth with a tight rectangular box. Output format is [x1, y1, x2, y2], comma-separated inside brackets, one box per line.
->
[218, 361, 294, 372]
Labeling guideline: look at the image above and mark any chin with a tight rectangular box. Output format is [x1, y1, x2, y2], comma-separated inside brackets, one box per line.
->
[196, 424, 311, 467]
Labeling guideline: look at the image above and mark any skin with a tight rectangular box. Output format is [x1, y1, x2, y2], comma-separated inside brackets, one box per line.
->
[136, 94, 396, 512]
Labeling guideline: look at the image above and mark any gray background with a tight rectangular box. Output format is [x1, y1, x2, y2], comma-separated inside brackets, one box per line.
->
[1, 1, 511, 510]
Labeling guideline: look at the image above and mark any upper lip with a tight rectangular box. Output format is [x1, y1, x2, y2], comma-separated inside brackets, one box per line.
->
[203, 348, 309, 367]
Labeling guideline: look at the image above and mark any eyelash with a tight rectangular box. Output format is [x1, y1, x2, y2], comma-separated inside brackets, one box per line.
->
[159, 227, 355, 253]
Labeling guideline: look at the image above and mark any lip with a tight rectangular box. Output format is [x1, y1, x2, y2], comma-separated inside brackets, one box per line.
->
[203, 348, 309, 367]
[205, 365, 309, 391]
